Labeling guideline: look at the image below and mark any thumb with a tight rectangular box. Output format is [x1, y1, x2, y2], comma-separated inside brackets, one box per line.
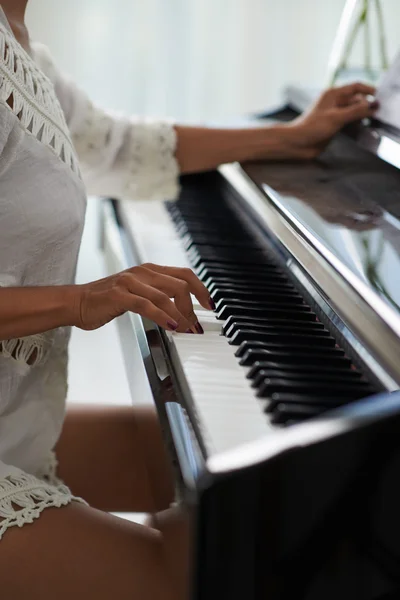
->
[334, 98, 377, 126]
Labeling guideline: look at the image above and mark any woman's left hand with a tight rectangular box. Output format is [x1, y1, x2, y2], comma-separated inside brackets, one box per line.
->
[289, 82, 378, 159]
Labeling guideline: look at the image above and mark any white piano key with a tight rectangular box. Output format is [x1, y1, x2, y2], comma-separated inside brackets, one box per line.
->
[120, 200, 273, 455]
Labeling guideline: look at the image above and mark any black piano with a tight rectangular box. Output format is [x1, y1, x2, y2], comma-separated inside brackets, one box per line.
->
[102, 89, 400, 600]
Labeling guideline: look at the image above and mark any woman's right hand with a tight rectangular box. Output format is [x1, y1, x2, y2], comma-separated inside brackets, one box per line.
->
[72, 263, 213, 333]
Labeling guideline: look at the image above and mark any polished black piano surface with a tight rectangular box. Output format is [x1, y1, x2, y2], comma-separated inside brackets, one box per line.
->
[104, 96, 400, 600]
[192, 118, 400, 600]
[244, 130, 400, 322]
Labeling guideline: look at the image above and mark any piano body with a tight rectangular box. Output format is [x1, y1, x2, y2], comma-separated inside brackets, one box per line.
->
[101, 93, 400, 600]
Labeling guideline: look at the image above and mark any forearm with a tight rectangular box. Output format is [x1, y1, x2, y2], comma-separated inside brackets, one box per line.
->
[174, 122, 305, 174]
[0, 286, 77, 340]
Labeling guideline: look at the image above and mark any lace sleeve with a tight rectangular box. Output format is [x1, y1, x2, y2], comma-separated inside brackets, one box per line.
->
[32, 44, 180, 201]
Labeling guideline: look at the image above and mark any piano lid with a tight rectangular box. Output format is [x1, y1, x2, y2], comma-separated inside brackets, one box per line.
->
[243, 132, 400, 317]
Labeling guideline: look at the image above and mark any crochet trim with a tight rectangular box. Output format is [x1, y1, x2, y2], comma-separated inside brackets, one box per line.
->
[0, 329, 55, 372]
[0, 334, 46, 370]
[0, 472, 83, 539]
[0, 22, 80, 176]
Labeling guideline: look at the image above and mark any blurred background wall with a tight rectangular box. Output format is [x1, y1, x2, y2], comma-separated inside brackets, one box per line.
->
[24, 0, 400, 405]
[27, 0, 400, 121]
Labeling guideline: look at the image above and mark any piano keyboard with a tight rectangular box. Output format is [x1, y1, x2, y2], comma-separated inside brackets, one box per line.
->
[119, 178, 377, 455]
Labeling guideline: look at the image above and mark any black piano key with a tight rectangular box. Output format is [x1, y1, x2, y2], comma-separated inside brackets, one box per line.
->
[222, 316, 325, 336]
[239, 348, 351, 368]
[200, 265, 287, 277]
[250, 368, 364, 388]
[228, 329, 336, 347]
[204, 277, 292, 291]
[196, 261, 279, 272]
[256, 377, 373, 398]
[235, 340, 343, 358]
[217, 304, 317, 321]
[210, 288, 305, 304]
[202, 274, 287, 285]
[270, 403, 325, 424]
[265, 393, 357, 411]
[224, 321, 328, 339]
[246, 360, 361, 380]
[182, 235, 258, 251]
[215, 297, 310, 312]
[188, 249, 270, 267]
[207, 281, 298, 295]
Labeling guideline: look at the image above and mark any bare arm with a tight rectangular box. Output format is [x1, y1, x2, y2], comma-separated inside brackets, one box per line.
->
[0, 264, 212, 345]
[0, 286, 75, 341]
[174, 124, 302, 174]
[175, 83, 378, 174]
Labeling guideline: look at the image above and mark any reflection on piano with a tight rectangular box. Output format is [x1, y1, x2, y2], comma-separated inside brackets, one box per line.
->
[102, 94, 400, 599]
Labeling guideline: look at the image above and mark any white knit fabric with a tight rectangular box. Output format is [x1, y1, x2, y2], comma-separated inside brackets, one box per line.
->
[0, 8, 180, 537]
[33, 42, 180, 203]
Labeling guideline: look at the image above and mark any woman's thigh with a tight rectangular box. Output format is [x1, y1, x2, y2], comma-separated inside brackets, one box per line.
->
[0, 502, 190, 600]
[55, 405, 175, 513]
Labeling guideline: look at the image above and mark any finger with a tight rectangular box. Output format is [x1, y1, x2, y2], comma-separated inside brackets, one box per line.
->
[143, 264, 213, 311]
[119, 274, 193, 332]
[127, 266, 199, 332]
[123, 292, 184, 332]
[333, 98, 377, 126]
[137, 268, 200, 331]
[335, 82, 376, 100]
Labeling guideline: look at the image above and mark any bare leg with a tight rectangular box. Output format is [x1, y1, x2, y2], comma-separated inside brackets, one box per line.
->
[55, 405, 175, 513]
[0, 502, 191, 600]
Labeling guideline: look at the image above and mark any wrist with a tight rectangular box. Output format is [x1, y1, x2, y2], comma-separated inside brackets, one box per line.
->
[273, 122, 317, 160]
[247, 124, 317, 162]
[60, 285, 83, 328]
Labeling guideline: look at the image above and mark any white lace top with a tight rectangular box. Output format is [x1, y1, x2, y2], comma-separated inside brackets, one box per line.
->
[0, 8, 179, 534]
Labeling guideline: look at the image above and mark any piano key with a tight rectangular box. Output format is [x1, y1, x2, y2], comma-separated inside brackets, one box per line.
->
[214, 297, 310, 312]
[188, 248, 270, 267]
[270, 403, 324, 425]
[239, 348, 351, 368]
[235, 340, 344, 358]
[228, 329, 336, 347]
[246, 360, 361, 380]
[224, 321, 328, 338]
[217, 304, 317, 321]
[197, 263, 284, 277]
[265, 393, 352, 408]
[207, 282, 298, 295]
[222, 316, 325, 335]
[182, 235, 258, 250]
[256, 377, 373, 398]
[210, 288, 305, 304]
[168, 330, 273, 453]
[204, 276, 291, 290]
[250, 368, 364, 388]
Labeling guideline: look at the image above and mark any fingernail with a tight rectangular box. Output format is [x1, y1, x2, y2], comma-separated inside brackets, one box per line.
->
[195, 322, 204, 334]
[185, 329, 194, 334]
[208, 296, 216, 311]
[167, 320, 178, 331]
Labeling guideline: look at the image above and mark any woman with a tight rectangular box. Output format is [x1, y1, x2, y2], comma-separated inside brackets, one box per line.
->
[0, 1, 378, 598]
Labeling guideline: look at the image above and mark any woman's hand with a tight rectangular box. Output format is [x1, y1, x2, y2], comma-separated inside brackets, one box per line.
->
[288, 82, 378, 159]
[73, 263, 212, 333]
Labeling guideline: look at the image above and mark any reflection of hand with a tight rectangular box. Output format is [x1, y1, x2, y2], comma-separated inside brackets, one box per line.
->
[289, 83, 378, 159]
[323, 208, 382, 231]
